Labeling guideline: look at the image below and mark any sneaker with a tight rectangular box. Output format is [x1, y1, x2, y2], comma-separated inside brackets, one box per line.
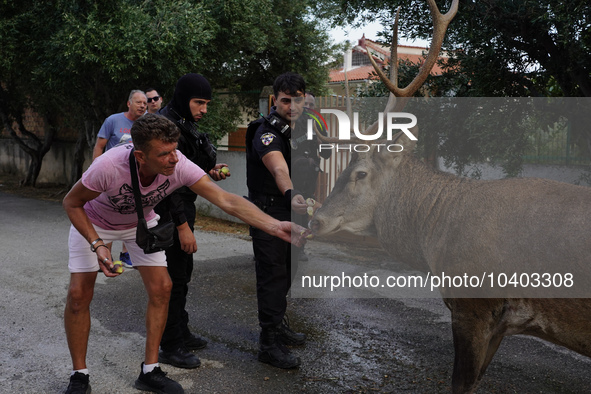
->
[134, 363, 184, 394]
[65, 372, 91, 394]
[183, 333, 207, 350]
[258, 328, 301, 369]
[159, 347, 201, 369]
[120, 252, 132, 268]
[277, 316, 306, 346]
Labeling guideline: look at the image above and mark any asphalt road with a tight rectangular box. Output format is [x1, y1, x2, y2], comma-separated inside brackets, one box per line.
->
[1, 191, 590, 394]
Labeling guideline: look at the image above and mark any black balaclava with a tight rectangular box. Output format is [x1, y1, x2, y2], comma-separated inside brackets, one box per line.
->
[169, 73, 212, 120]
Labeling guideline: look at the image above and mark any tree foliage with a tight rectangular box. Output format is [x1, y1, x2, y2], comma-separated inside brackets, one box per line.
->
[312, 0, 591, 175]
[0, 0, 339, 185]
[312, 0, 590, 97]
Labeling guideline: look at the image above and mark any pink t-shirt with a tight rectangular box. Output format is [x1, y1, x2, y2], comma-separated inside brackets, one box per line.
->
[82, 143, 206, 230]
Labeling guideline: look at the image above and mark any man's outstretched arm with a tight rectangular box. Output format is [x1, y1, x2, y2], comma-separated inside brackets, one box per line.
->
[188, 176, 308, 246]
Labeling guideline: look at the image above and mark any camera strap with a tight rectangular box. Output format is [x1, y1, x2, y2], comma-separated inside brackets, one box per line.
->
[128, 148, 146, 221]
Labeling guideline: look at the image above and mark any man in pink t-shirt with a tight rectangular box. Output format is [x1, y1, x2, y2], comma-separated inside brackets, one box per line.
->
[62, 114, 307, 394]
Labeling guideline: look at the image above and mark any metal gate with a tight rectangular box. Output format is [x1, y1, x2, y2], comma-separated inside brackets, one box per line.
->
[313, 95, 352, 203]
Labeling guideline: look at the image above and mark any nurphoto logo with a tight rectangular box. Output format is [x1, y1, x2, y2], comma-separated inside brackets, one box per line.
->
[306, 109, 418, 153]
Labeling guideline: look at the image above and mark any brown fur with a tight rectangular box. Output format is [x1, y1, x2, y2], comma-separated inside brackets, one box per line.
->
[311, 143, 591, 393]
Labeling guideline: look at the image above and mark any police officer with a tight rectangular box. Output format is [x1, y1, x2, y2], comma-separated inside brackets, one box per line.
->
[155, 73, 229, 369]
[246, 72, 326, 368]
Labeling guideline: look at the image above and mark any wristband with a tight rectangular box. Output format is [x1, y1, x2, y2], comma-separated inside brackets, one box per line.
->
[284, 189, 303, 210]
[94, 244, 109, 253]
[90, 238, 104, 252]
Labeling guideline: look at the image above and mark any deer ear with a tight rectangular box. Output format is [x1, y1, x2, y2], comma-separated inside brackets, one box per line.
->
[394, 125, 418, 153]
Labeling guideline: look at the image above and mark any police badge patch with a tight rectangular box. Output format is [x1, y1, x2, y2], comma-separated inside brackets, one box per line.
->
[261, 132, 276, 146]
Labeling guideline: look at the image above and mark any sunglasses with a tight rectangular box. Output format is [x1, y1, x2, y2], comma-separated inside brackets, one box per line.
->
[147, 96, 160, 103]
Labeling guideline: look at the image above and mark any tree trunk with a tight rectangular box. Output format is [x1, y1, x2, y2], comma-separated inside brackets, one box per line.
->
[71, 132, 87, 186]
[0, 107, 56, 187]
[68, 119, 97, 186]
[24, 155, 42, 187]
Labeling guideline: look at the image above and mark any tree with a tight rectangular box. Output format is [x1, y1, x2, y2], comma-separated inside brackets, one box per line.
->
[312, 0, 590, 97]
[0, 0, 216, 185]
[0, 0, 340, 186]
[196, 0, 342, 113]
[0, 84, 57, 187]
[311, 0, 591, 174]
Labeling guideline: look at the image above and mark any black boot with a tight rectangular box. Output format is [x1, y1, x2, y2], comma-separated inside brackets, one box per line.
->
[277, 317, 306, 346]
[158, 347, 201, 369]
[183, 332, 208, 350]
[258, 327, 301, 369]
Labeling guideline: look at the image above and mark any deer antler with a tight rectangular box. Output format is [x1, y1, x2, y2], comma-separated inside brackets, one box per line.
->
[314, 121, 342, 144]
[316, 0, 458, 144]
[316, 20, 403, 145]
[368, 0, 459, 98]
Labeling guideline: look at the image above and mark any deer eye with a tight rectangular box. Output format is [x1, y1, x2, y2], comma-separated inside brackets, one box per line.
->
[356, 171, 367, 180]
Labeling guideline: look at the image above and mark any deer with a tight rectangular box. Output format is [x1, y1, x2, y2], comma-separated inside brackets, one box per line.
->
[309, 1, 591, 393]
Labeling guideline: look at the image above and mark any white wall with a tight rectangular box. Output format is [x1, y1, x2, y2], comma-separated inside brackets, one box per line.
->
[195, 150, 248, 223]
[0, 138, 92, 184]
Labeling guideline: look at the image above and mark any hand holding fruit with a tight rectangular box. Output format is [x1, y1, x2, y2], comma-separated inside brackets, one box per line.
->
[111, 260, 124, 274]
[306, 198, 322, 217]
[209, 164, 230, 181]
[300, 227, 315, 240]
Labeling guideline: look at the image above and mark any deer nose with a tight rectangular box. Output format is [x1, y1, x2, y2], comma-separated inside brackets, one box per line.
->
[308, 218, 320, 233]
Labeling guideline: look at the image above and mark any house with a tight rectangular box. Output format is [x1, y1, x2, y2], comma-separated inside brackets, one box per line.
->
[328, 35, 449, 96]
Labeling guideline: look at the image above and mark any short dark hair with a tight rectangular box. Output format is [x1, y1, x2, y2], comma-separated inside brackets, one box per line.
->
[273, 72, 306, 98]
[131, 114, 180, 153]
[145, 87, 158, 94]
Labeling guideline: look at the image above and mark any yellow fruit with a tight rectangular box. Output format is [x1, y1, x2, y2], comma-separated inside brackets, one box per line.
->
[306, 198, 316, 206]
[307, 206, 314, 216]
[219, 167, 230, 175]
[299, 229, 314, 239]
[112, 261, 123, 274]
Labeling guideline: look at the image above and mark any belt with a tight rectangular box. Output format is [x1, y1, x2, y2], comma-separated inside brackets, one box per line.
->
[249, 193, 286, 209]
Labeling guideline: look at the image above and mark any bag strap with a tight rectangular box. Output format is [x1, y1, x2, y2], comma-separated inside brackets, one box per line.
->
[128, 148, 145, 221]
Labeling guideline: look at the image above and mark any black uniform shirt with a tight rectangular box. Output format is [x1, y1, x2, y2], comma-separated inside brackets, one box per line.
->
[246, 112, 291, 197]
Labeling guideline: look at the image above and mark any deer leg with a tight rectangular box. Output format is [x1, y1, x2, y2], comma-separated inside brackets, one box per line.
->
[449, 307, 504, 394]
[478, 333, 504, 381]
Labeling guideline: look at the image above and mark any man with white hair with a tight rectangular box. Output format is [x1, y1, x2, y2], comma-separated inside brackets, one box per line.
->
[92, 90, 147, 159]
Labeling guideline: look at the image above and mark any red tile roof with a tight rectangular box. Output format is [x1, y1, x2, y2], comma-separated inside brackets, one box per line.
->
[329, 37, 448, 83]
[329, 65, 379, 83]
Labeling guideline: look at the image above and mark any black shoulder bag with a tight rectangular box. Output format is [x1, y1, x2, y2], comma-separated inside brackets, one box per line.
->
[129, 149, 175, 254]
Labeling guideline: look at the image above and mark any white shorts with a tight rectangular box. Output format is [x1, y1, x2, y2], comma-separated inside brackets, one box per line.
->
[68, 216, 167, 273]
